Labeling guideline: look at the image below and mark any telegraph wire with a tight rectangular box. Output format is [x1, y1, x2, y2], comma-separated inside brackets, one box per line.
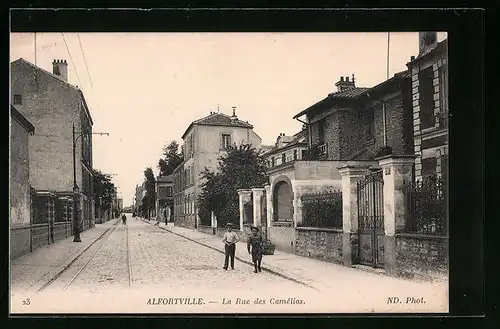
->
[76, 32, 102, 114]
[61, 32, 83, 89]
[77, 33, 94, 90]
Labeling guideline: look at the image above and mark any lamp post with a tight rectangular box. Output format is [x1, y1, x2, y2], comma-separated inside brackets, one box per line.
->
[72, 123, 109, 242]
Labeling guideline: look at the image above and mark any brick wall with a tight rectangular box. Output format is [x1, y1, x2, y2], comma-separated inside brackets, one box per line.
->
[11, 60, 84, 192]
[395, 234, 448, 281]
[295, 227, 343, 264]
[409, 49, 448, 180]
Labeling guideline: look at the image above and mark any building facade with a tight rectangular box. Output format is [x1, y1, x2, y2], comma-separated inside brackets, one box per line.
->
[173, 109, 262, 229]
[11, 58, 95, 237]
[155, 175, 174, 223]
[407, 33, 448, 182]
[10, 105, 35, 259]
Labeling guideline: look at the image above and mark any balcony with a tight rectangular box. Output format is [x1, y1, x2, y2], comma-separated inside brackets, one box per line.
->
[303, 143, 328, 160]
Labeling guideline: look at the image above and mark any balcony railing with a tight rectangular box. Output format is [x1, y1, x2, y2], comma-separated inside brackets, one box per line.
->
[303, 143, 328, 160]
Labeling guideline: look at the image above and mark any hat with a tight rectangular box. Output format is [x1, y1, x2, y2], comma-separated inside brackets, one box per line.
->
[250, 226, 259, 232]
[226, 223, 234, 227]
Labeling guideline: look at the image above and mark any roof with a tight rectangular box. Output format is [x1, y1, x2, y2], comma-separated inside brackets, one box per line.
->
[408, 38, 448, 66]
[10, 105, 35, 134]
[181, 112, 254, 139]
[156, 175, 173, 183]
[293, 87, 370, 119]
[293, 70, 411, 119]
[11, 58, 94, 126]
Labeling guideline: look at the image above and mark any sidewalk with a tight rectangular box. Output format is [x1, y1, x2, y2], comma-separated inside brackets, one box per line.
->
[141, 219, 449, 293]
[10, 219, 120, 295]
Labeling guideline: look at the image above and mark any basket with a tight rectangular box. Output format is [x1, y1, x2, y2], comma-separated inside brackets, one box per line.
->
[262, 241, 276, 255]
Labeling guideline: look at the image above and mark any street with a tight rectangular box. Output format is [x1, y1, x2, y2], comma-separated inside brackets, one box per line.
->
[10, 214, 448, 313]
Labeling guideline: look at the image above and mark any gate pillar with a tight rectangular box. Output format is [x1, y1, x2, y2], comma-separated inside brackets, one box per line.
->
[264, 184, 272, 228]
[251, 188, 265, 227]
[377, 155, 415, 275]
[338, 165, 371, 266]
[237, 189, 252, 231]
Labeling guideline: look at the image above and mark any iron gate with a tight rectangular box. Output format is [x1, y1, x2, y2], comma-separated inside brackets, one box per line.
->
[357, 170, 385, 268]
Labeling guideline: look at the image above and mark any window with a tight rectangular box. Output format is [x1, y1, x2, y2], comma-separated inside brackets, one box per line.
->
[318, 118, 326, 144]
[166, 186, 173, 197]
[282, 153, 286, 164]
[302, 150, 307, 159]
[367, 109, 375, 140]
[419, 66, 436, 129]
[271, 157, 275, 167]
[221, 134, 231, 150]
[13, 94, 22, 105]
[293, 150, 298, 160]
[439, 64, 449, 128]
[422, 157, 437, 177]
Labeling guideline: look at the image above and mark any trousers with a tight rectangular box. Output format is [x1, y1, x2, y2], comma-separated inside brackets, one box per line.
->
[224, 243, 236, 269]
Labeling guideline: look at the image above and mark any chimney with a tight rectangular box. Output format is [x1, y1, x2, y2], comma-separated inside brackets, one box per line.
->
[335, 74, 356, 92]
[231, 106, 238, 121]
[52, 59, 68, 82]
[419, 32, 437, 54]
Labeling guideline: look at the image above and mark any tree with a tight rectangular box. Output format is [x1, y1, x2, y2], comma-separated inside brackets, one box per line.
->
[143, 167, 156, 218]
[158, 140, 184, 176]
[198, 144, 269, 227]
[92, 169, 116, 219]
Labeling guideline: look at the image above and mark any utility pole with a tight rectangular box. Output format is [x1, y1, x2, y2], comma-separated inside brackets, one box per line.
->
[72, 123, 109, 242]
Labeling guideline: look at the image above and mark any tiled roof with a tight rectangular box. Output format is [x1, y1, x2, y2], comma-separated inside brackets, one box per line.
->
[293, 87, 369, 119]
[182, 112, 253, 139]
[327, 87, 371, 99]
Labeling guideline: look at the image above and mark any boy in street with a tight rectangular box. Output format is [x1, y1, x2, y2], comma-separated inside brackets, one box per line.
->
[222, 223, 239, 270]
[247, 226, 263, 273]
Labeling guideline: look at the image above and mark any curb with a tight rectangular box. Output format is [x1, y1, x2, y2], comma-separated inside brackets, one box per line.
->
[138, 218, 316, 291]
[35, 219, 121, 293]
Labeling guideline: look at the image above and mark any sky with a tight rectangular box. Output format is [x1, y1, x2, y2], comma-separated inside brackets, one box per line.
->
[10, 32, 447, 207]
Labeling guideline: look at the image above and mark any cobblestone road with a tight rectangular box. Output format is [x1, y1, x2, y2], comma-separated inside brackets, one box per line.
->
[34, 216, 317, 312]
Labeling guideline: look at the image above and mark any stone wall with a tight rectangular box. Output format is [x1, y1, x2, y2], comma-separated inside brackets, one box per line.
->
[295, 227, 343, 264]
[197, 225, 215, 235]
[268, 225, 295, 253]
[394, 233, 448, 281]
[10, 226, 31, 260]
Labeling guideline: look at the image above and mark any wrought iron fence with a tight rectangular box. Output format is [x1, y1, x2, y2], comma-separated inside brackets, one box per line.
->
[403, 175, 447, 235]
[300, 190, 342, 228]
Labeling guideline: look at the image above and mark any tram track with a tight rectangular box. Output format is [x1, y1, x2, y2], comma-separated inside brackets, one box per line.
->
[37, 218, 134, 293]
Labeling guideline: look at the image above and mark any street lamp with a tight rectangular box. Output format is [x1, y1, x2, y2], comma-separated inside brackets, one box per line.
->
[72, 123, 109, 242]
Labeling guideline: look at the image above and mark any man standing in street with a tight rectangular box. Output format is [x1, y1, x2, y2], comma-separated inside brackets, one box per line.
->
[222, 223, 239, 270]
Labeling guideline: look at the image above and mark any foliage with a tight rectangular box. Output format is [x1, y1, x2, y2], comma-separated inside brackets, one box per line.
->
[158, 140, 184, 176]
[92, 169, 116, 212]
[142, 167, 156, 218]
[197, 143, 269, 228]
[300, 190, 343, 228]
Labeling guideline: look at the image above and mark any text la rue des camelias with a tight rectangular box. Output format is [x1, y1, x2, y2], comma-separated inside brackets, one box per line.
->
[146, 297, 305, 306]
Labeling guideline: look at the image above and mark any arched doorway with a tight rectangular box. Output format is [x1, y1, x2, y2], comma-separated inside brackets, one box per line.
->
[273, 181, 293, 222]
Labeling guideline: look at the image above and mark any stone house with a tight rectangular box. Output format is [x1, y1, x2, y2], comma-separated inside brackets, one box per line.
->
[11, 58, 95, 247]
[173, 108, 262, 229]
[407, 33, 448, 182]
[10, 105, 35, 259]
[155, 175, 174, 223]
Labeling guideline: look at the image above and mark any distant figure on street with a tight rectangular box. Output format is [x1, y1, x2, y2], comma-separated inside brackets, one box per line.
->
[247, 226, 263, 273]
[222, 223, 239, 270]
[122, 214, 127, 225]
